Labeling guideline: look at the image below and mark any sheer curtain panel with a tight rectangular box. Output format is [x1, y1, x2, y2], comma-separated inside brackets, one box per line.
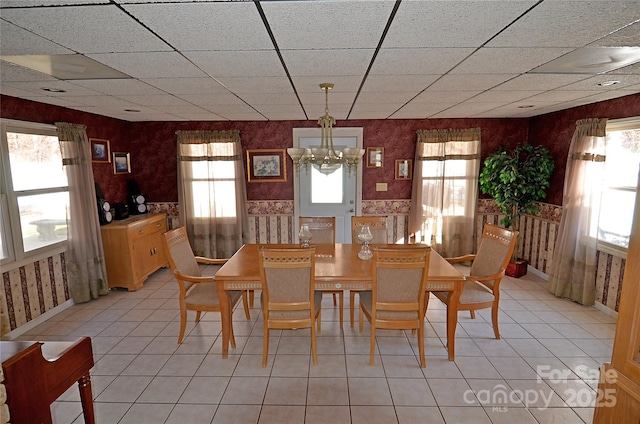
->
[176, 130, 248, 259]
[548, 118, 608, 305]
[56, 122, 109, 303]
[409, 128, 481, 258]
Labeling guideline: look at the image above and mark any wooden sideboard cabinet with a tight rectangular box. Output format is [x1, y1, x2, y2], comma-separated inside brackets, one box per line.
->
[100, 213, 168, 291]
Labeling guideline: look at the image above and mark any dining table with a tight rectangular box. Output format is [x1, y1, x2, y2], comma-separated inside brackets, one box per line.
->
[215, 243, 465, 361]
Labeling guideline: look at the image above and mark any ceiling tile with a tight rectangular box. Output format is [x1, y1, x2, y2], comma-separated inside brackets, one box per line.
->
[0, 21, 73, 56]
[371, 48, 475, 75]
[1, 5, 170, 54]
[427, 74, 517, 92]
[123, 2, 272, 51]
[0, 0, 637, 121]
[2, 0, 108, 5]
[141, 78, 227, 95]
[262, 1, 395, 49]
[451, 47, 574, 74]
[185, 51, 286, 78]
[88, 52, 207, 79]
[0, 61, 58, 82]
[493, 74, 592, 91]
[384, 1, 539, 48]
[68, 79, 166, 96]
[488, 1, 640, 48]
[281, 49, 374, 77]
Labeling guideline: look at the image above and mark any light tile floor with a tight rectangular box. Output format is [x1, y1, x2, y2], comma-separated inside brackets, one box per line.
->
[18, 266, 616, 423]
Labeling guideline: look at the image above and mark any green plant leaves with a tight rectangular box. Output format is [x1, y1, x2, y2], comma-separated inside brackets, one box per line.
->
[479, 144, 554, 231]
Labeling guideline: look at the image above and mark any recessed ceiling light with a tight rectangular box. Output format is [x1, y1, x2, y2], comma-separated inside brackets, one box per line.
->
[42, 87, 66, 93]
[518, 105, 534, 109]
[124, 109, 141, 113]
[597, 80, 620, 87]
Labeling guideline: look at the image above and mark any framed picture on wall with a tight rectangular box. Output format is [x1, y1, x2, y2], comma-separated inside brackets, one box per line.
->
[90, 138, 110, 163]
[113, 152, 131, 174]
[395, 159, 412, 180]
[366, 147, 384, 168]
[246, 149, 286, 182]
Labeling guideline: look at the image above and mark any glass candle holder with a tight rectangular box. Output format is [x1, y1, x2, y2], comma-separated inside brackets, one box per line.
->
[357, 224, 374, 260]
[299, 224, 312, 247]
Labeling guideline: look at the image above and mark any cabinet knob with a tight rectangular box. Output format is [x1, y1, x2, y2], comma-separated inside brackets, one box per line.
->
[139, 230, 144, 235]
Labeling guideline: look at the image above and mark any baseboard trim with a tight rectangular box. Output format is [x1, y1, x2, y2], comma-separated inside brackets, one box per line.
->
[1, 299, 74, 340]
[527, 264, 549, 281]
[593, 301, 619, 320]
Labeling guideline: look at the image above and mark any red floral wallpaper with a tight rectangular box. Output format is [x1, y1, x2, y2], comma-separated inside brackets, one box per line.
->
[2, 92, 639, 207]
[529, 93, 640, 205]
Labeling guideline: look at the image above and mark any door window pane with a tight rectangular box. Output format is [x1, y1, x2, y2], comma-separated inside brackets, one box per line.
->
[311, 166, 343, 204]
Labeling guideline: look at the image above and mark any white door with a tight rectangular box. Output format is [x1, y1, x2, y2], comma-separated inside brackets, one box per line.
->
[293, 128, 363, 243]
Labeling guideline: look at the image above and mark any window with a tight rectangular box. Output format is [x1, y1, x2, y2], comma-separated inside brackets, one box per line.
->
[412, 128, 481, 257]
[190, 158, 237, 218]
[598, 117, 640, 257]
[0, 119, 69, 265]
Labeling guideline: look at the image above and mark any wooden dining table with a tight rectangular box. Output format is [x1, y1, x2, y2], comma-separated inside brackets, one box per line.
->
[215, 243, 465, 361]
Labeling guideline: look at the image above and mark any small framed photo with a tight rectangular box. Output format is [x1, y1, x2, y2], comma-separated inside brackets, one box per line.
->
[113, 152, 131, 174]
[395, 159, 412, 180]
[90, 138, 110, 163]
[366, 147, 384, 168]
[246, 149, 287, 183]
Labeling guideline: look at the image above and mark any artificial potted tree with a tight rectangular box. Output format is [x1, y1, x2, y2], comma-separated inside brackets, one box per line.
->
[478, 143, 554, 277]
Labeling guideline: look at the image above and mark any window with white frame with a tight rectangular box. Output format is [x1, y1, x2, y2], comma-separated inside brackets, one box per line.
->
[189, 158, 237, 219]
[0, 119, 69, 265]
[597, 117, 640, 257]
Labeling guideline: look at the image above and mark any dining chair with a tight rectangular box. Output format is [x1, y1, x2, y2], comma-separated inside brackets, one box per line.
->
[299, 216, 344, 327]
[350, 216, 389, 327]
[359, 245, 431, 367]
[429, 223, 518, 340]
[163, 226, 250, 345]
[258, 246, 321, 367]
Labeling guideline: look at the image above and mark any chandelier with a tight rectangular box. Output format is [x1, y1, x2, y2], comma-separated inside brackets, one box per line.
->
[287, 83, 365, 175]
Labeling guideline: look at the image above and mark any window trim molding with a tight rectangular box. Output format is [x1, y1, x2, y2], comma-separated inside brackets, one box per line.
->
[596, 116, 640, 257]
[0, 119, 68, 266]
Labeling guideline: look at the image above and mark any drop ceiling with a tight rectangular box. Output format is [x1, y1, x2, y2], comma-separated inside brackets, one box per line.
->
[1, 0, 639, 122]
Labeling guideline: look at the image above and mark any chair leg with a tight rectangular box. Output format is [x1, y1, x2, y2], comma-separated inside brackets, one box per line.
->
[262, 325, 269, 368]
[369, 323, 376, 365]
[317, 308, 322, 333]
[359, 304, 364, 333]
[178, 306, 187, 344]
[418, 322, 426, 368]
[470, 310, 476, 319]
[195, 311, 202, 322]
[332, 292, 337, 306]
[491, 304, 500, 339]
[349, 291, 357, 328]
[248, 290, 255, 309]
[414, 292, 430, 335]
[242, 291, 251, 320]
[311, 317, 318, 366]
[423, 291, 430, 319]
[338, 291, 344, 327]
[229, 312, 236, 349]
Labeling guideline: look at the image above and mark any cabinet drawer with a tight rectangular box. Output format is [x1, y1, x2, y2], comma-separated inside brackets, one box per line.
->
[128, 216, 166, 242]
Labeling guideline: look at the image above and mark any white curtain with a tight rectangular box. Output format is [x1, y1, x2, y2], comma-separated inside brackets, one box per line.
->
[409, 128, 481, 257]
[548, 118, 607, 305]
[176, 130, 248, 259]
[56, 122, 109, 303]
